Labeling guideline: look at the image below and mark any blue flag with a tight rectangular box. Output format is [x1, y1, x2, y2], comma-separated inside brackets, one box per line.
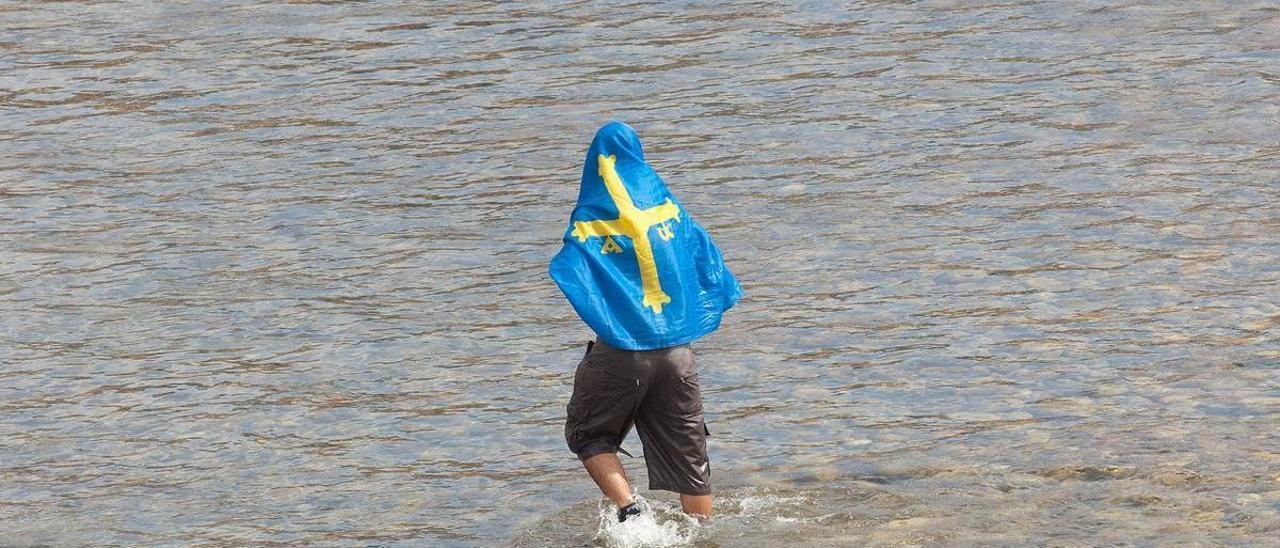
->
[550, 121, 742, 350]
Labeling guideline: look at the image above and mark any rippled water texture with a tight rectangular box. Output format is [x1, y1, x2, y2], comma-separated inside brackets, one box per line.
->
[3, 1, 1279, 546]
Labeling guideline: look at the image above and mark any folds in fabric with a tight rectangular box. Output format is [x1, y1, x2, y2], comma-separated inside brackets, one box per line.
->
[550, 121, 741, 350]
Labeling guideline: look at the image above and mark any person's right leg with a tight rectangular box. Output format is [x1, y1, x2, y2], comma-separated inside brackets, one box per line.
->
[632, 345, 714, 518]
[680, 494, 712, 518]
[583, 452, 633, 508]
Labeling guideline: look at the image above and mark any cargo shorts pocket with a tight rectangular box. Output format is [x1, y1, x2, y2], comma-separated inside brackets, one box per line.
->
[673, 369, 704, 418]
[565, 341, 644, 455]
[565, 343, 597, 450]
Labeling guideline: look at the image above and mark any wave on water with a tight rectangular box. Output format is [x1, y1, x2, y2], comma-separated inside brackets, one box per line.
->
[584, 491, 816, 547]
[591, 495, 699, 548]
[513, 487, 837, 547]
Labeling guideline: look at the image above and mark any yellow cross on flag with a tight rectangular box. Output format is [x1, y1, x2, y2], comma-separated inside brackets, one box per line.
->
[571, 154, 681, 313]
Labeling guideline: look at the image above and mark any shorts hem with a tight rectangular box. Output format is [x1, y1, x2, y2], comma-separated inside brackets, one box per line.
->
[574, 440, 618, 461]
[648, 481, 711, 496]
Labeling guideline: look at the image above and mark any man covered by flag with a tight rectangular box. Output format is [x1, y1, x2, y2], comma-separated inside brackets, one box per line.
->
[550, 121, 741, 521]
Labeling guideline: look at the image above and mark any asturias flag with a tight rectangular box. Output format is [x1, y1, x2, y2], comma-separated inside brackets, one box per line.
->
[550, 121, 741, 351]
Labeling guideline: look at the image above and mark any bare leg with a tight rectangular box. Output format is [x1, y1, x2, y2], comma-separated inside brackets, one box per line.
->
[582, 453, 634, 508]
[680, 494, 712, 519]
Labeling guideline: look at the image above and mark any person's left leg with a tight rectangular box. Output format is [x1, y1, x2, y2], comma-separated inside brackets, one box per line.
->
[582, 452, 634, 509]
[565, 340, 651, 517]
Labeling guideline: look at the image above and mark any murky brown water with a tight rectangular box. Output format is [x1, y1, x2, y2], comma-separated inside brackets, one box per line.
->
[3, 1, 1278, 546]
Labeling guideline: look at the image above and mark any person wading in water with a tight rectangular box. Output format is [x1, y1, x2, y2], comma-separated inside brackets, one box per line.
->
[550, 121, 741, 521]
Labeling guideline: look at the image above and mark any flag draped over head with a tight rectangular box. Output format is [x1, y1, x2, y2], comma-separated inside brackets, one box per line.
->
[550, 121, 742, 351]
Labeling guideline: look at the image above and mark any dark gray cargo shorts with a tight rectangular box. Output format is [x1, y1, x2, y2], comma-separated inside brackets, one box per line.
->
[564, 339, 711, 496]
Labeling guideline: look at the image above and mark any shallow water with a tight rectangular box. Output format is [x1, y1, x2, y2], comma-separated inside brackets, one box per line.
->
[2, 0, 1278, 546]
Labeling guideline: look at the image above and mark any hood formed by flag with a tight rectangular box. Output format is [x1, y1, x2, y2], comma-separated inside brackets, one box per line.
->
[550, 121, 741, 350]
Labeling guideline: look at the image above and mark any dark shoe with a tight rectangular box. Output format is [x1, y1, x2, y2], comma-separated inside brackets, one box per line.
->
[617, 502, 642, 522]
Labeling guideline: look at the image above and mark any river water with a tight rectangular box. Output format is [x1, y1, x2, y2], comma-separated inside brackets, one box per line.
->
[3, 1, 1278, 546]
